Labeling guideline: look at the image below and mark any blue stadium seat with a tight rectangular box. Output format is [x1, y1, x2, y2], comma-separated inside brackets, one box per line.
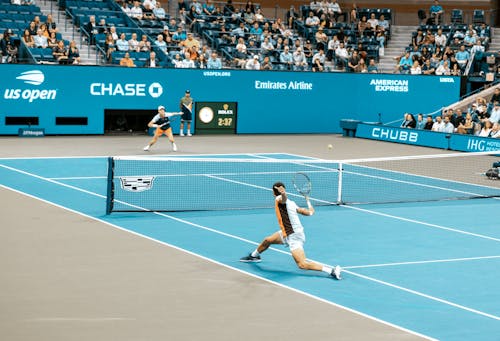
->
[473, 9, 485, 24]
[450, 9, 463, 24]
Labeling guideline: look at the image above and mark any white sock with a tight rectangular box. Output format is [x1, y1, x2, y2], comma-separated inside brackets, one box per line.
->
[321, 266, 333, 274]
[251, 250, 260, 257]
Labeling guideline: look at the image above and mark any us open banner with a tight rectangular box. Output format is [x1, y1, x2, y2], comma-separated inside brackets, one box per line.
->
[0, 65, 460, 135]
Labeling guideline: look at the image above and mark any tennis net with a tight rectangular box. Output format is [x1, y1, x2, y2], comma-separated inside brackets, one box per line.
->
[105, 152, 500, 213]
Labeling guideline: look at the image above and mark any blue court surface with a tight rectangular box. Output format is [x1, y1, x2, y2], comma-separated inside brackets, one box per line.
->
[1, 153, 499, 340]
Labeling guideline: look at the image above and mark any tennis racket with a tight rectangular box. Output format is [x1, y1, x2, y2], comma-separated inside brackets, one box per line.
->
[292, 172, 312, 197]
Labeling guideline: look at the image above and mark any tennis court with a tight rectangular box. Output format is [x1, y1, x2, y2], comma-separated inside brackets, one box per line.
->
[1, 135, 499, 341]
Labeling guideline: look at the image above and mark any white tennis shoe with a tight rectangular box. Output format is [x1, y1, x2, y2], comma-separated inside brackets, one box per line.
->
[331, 265, 342, 280]
[143, 145, 150, 151]
[179, 132, 185, 136]
[172, 143, 178, 152]
[187, 132, 192, 136]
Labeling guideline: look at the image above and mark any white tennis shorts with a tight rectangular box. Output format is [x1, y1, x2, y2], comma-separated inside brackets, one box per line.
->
[279, 230, 305, 251]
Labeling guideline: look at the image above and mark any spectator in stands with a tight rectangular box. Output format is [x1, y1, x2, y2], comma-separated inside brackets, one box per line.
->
[154, 34, 167, 53]
[45, 14, 57, 35]
[328, 0, 345, 22]
[450, 108, 465, 129]
[357, 15, 368, 37]
[450, 62, 462, 76]
[435, 60, 450, 75]
[196, 53, 207, 68]
[233, 37, 248, 68]
[456, 113, 474, 134]
[309, 0, 321, 16]
[143, 0, 156, 10]
[478, 23, 490, 45]
[130, 1, 143, 20]
[431, 115, 444, 131]
[292, 47, 308, 71]
[397, 51, 412, 74]
[223, 0, 235, 16]
[260, 36, 274, 57]
[471, 97, 488, 122]
[178, 0, 189, 14]
[84, 15, 99, 45]
[305, 11, 320, 28]
[378, 14, 389, 31]
[104, 34, 116, 60]
[250, 22, 263, 40]
[489, 122, 500, 138]
[367, 58, 378, 73]
[401, 113, 417, 128]
[97, 19, 109, 35]
[464, 30, 478, 48]
[303, 40, 314, 63]
[314, 26, 328, 51]
[455, 45, 469, 70]
[182, 32, 200, 50]
[243, 7, 255, 25]
[442, 115, 455, 133]
[490, 88, 500, 105]
[22, 29, 35, 48]
[27, 21, 37, 36]
[47, 31, 58, 49]
[434, 28, 447, 48]
[138, 34, 151, 52]
[142, 3, 156, 21]
[423, 115, 434, 130]
[347, 50, 360, 72]
[416, 113, 425, 129]
[286, 5, 298, 29]
[259, 55, 272, 70]
[207, 52, 222, 69]
[180, 49, 195, 68]
[412, 29, 424, 49]
[33, 29, 48, 48]
[279, 46, 293, 70]
[33, 16, 41, 29]
[326, 35, 340, 61]
[109, 26, 119, 41]
[349, 3, 359, 23]
[153, 1, 166, 19]
[121, 1, 131, 16]
[478, 120, 493, 137]
[335, 41, 348, 70]
[52, 39, 67, 62]
[116, 33, 129, 51]
[67, 40, 81, 64]
[422, 29, 435, 46]
[470, 40, 485, 56]
[128, 33, 140, 52]
[172, 27, 186, 44]
[231, 22, 248, 40]
[422, 59, 435, 74]
[410, 60, 422, 75]
[312, 49, 325, 72]
[367, 12, 378, 29]
[119, 51, 135, 67]
[245, 54, 261, 70]
[429, 0, 443, 24]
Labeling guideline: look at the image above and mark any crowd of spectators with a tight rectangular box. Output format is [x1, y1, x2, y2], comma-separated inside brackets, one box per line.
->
[400, 87, 500, 138]
[395, 0, 493, 75]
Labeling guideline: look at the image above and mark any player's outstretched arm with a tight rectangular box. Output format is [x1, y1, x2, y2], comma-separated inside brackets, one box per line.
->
[298, 197, 314, 216]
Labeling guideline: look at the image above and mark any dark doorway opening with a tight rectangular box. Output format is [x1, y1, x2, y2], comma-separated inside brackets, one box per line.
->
[104, 109, 153, 134]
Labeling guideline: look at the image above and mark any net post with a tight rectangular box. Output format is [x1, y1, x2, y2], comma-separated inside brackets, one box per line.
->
[337, 162, 343, 204]
[105, 157, 114, 215]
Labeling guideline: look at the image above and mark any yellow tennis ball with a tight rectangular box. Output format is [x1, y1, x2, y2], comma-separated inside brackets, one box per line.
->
[327, 144, 333, 150]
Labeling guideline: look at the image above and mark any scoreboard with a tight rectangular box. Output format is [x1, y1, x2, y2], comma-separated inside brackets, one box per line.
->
[195, 102, 237, 134]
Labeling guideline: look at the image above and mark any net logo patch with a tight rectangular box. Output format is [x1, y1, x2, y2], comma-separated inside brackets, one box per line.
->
[4, 70, 58, 102]
[90, 82, 164, 98]
[120, 176, 155, 192]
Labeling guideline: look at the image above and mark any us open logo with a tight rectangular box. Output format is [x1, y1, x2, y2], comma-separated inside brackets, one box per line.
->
[4, 70, 58, 102]
[120, 176, 155, 192]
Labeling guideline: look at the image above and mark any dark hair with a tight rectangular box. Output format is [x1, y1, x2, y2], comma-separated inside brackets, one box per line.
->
[272, 182, 285, 195]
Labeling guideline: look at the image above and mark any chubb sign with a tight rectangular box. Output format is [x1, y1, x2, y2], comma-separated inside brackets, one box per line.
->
[3, 70, 58, 103]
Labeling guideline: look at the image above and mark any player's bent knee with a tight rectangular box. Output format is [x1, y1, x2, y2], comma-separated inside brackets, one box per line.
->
[296, 261, 309, 269]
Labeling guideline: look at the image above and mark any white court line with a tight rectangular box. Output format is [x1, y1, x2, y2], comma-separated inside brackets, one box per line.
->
[2, 163, 500, 325]
[345, 255, 500, 269]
